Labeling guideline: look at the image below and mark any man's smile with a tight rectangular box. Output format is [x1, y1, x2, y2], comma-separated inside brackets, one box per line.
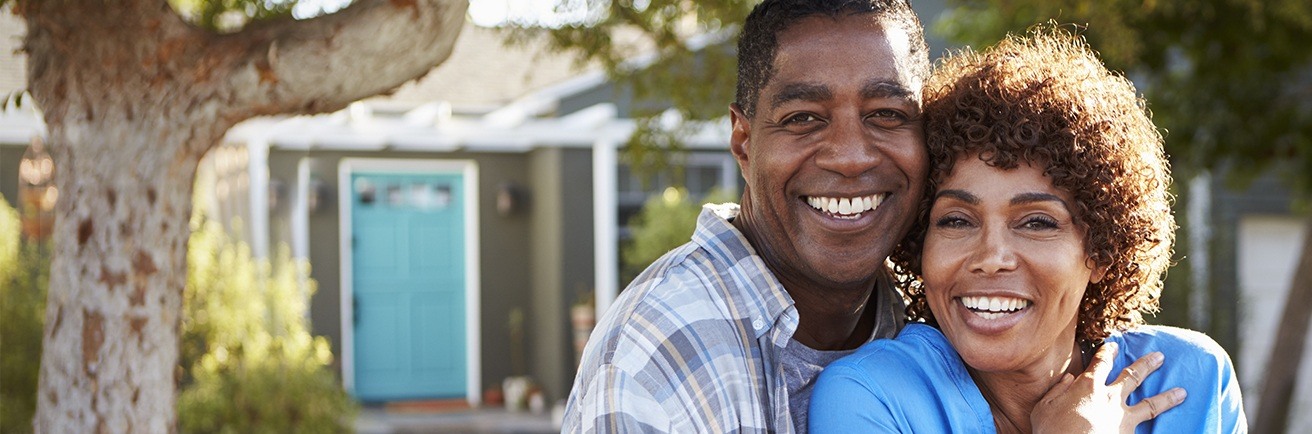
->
[804, 193, 886, 219]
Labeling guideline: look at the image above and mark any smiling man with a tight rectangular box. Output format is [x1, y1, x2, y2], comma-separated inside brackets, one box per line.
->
[561, 1, 929, 432]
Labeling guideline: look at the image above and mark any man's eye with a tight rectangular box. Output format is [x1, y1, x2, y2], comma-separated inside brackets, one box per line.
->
[784, 113, 821, 125]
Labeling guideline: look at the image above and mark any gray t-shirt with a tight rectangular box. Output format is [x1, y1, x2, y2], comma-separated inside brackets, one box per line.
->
[783, 277, 904, 433]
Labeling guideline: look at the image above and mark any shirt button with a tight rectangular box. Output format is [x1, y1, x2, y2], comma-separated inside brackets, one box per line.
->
[752, 317, 765, 330]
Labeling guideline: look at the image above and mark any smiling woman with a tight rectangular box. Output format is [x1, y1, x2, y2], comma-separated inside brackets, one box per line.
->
[809, 29, 1248, 434]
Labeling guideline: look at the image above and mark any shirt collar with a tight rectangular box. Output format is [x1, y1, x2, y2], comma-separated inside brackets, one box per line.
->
[692, 203, 798, 342]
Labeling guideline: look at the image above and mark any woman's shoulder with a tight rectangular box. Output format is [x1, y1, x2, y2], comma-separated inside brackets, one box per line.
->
[823, 323, 963, 386]
[1109, 325, 1238, 386]
[1111, 325, 1232, 362]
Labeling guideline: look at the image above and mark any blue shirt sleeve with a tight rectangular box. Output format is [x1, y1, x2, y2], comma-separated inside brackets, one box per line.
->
[1109, 326, 1248, 434]
[810, 363, 906, 433]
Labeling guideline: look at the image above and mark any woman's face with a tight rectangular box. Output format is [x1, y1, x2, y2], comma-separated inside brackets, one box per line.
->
[922, 157, 1103, 374]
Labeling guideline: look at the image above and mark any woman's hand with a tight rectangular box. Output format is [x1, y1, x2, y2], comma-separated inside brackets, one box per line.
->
[1030, 342, 1187, 434]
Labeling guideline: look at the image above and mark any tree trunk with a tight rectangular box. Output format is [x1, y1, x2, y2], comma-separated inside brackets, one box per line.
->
[34, 120, 208, 433]
[19, 0, 468, 431]
[1254, 215, 1312, 434]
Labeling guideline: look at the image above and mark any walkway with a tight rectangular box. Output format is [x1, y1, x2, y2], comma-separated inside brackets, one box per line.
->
[355, 405, 559, 434]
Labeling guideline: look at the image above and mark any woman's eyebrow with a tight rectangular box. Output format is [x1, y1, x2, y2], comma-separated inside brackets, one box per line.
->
[1010, 192, 1068, 209]
[933, 189, 978, 205]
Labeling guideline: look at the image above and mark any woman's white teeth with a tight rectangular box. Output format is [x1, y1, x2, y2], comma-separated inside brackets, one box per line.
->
[807, 194, 883, 218]
[961, 296, 1029, 317]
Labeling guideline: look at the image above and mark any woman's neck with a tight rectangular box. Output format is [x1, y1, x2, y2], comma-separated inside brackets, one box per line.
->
[970, 341, 1087, 434]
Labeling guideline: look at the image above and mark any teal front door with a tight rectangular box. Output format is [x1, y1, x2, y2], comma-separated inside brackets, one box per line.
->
[349, 170, 468, 402]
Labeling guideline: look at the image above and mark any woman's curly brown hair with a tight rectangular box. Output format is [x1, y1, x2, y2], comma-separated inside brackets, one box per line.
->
[890, 28, 1176, 344]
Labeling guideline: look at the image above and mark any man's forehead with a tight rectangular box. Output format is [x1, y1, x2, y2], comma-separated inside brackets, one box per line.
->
[761, 16, 920, 102]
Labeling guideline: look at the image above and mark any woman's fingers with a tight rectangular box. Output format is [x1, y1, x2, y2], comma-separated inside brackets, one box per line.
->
[1128, 387, 1187, 423]
[1114, 351, 1165, 396]
[1085, 341, 1119, 381]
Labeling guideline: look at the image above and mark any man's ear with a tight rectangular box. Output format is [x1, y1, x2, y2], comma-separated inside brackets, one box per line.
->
[729, 103, 752, 177]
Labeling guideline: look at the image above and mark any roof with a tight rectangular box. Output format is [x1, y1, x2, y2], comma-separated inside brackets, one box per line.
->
[365, 23, 592, 110]
[0, 12, 26, 98]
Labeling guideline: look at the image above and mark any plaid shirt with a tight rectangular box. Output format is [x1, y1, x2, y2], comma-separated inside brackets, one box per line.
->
[562, 204, 903, 433]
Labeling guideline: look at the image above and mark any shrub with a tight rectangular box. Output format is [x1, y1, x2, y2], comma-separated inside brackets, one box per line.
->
[178, 216, 356, 434]
[0, 195, 49, 434]
[621, 187, 737, 283]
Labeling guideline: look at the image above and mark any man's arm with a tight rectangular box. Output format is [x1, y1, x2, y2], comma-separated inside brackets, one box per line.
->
[564, 364, 671, 433]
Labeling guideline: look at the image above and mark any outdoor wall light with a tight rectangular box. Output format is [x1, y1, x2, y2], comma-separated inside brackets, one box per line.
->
[497, 182, 529, 216]
[306, 177, 329, 214]
[18, 136, 56, 240]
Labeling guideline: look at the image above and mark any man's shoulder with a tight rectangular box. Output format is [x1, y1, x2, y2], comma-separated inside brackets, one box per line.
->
[587, 243, 759, 366]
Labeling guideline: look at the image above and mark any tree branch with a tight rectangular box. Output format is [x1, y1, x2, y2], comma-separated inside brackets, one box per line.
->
[217, 0, 468, 118]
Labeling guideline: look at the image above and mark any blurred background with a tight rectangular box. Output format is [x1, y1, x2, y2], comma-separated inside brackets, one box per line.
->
[1, 0, 1309, 432]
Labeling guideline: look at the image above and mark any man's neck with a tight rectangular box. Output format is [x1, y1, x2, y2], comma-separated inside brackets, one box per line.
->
[730, 212, 881, 351]
[784, 274, 878, 351]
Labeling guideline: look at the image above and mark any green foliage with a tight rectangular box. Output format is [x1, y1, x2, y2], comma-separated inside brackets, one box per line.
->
[168, 0, 300, 32]
[177, 215, 356, 434]
[935, 0, 1312, 196]
[0, 195, 49, 434]
[513, 0, 754, 183]
[621, 187, 737, 283]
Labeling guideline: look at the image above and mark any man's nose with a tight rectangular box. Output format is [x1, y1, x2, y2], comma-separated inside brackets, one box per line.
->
[814, 115, 882, 178]
[968, 225, 1018, 275]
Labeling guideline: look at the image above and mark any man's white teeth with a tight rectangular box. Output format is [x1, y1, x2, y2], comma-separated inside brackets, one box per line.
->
[806, 194, 883, 217]
[961, 296, 1029, 315]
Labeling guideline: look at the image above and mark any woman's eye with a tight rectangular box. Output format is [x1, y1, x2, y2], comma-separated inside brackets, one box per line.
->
[1020, 215, 1060, 230]
[934, 216, 972, 229]
[867, 109, 908, 127]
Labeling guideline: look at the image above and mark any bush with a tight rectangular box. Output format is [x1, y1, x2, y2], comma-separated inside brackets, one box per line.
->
[178, 216, 356, 434]
[0, 195, 49, 434]
[621, 187, 737, 283]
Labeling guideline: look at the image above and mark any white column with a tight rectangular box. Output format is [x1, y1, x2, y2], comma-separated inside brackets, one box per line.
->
[1187, 172, 1212, 329]
[593, 137, 619, 318]
[247, 140, 271, 259]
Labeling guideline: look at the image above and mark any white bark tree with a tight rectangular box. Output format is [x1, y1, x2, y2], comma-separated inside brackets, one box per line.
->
[16, 0, 468, 431]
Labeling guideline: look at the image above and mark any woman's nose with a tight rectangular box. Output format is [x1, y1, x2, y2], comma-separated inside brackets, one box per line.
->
[968, 225, 1018, 275]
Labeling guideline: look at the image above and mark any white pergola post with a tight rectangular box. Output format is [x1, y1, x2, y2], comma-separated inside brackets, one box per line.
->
[593, 137, 618, 318]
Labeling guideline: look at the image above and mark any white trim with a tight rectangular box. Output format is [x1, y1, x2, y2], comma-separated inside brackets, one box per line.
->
[293, 158, 312, 304]
[247, 141, 271, 259]
[593, 139, 618, 318]
[293, 158, 311, 262]
[338, 158, 482, 405]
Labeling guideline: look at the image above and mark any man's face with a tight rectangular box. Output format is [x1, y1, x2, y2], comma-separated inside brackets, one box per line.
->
[730, 15, 927, 290]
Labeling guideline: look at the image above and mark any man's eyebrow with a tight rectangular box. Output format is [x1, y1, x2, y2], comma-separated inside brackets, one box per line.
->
[934, 189, 978, 205]
[1011, 192, 1069, 209]
[861, 80, 914, 101]
[769, 83, 832, 111]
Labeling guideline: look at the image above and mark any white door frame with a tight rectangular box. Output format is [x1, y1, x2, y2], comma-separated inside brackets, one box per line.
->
[338, 158, 481, 405]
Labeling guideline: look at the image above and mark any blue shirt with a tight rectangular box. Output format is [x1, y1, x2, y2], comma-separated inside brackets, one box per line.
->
[810, 323, 1247, 433]
[562, 204, 905, 433]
